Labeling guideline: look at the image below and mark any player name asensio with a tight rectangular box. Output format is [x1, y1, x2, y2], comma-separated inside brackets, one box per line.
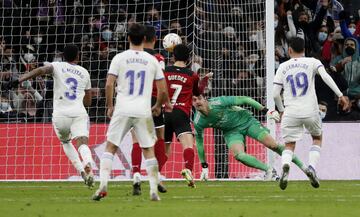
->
[167, 74, 187, 83]
[126, 58, 148, 65]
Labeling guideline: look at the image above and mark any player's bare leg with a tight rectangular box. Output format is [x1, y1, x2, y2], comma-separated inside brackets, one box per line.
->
[279, 142, 295, 190]
[178, 133, 196, 188]
[154, 127, 167, 193]
[131, 130, 142, 196]
[92, 142, 117, 201]
[230, 143, 277, 181]
[142, 147, 160, 201]
[75, 136, 95, 189]
[306, 135, 321, 188]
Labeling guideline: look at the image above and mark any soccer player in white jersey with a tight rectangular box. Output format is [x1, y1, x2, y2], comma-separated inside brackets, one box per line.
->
[273, 37, 349, 190]
[7, 45, 96, 188]
[92, 23, 169, 201]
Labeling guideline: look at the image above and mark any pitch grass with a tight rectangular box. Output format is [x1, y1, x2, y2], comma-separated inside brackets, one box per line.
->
[0, 181, 360, 217]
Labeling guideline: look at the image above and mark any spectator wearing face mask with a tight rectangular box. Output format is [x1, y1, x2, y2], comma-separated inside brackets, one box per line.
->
[338, 11, 360, 49]
[317, 25, 332, 66]
[295, 1, 330, 57]
[341, 38, 360, 100]
[101, 26, 113, 42]
[318, 101, 328, 121]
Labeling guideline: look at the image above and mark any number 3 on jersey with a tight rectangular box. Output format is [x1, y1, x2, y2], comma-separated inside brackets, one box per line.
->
[65, 77, 78, 100]
[286, 72, 308, 97]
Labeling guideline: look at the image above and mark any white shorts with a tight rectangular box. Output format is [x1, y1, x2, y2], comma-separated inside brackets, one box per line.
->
[281, 114, 322, 143]
[107, 115, 157, 148]
[52, 116, 90, 142]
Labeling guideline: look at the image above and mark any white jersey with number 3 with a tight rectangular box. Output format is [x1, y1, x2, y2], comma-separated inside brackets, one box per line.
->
[274, 57, 323, 118]
[108, 49, 164, 118]
[51, 62, 91, 117]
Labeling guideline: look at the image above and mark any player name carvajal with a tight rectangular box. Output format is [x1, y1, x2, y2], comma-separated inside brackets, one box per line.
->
[62, 68, 85, 79]
[167, 74, 187, 83]
[126, 58, 148, 65]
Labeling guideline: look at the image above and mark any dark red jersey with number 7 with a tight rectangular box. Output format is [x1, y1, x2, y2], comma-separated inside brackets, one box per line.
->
[164, 65, 200, 116]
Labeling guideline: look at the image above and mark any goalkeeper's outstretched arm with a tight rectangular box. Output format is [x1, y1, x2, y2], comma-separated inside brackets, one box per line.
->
[223, 96, 267, 112]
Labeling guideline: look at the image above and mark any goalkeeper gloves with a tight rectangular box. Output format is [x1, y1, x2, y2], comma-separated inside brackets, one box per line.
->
[267, 110, 281, 122]
[200, 162, 209, 181]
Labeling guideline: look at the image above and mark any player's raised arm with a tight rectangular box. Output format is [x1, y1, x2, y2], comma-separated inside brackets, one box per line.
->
[316, 63, 350, 110]
[6, 65, 54, 89]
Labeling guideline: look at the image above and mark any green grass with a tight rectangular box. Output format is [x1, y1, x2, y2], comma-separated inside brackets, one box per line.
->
[0, 181, 359, 217]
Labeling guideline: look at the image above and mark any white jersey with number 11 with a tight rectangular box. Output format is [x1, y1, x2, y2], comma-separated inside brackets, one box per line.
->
[108, 50, 164, 118]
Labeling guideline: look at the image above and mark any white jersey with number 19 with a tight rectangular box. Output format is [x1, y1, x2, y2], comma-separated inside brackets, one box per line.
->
[108, 49, 164, 118]
[51, 62, 91, 117]
[274, 57, 323, 118]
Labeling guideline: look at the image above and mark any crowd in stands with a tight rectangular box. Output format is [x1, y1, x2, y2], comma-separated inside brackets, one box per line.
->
[0, 0, 359, 122]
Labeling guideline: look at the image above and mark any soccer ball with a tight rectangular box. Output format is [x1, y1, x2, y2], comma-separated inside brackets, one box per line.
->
[162, 33, 182, 52]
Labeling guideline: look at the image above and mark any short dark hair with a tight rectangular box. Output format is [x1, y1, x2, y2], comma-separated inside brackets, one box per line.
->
[144, 26, 156, 43]
[63, 45, 79, 62]
[128, 23, 146, 45]
[173, 44, 190, 62]
[289, 37, 305, 53]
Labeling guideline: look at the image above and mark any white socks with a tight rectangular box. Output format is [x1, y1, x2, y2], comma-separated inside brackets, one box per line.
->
[282, 150, 294, 166]
[62, 142, 84, 174]
[99, 152, 114, 192]
[78, 144, 94, 167]
[309, 145, 321, 169]
[145, 158, 159, 194]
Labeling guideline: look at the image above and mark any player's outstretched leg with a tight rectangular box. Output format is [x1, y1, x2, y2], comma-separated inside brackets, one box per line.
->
[234, 152, 278, 181]
[257, 133, 308, 174]
[131, 141, 142, 195]
[279, 149, 293, 190]
[271, 144, 307, 173]
[92, 144, 115, 201]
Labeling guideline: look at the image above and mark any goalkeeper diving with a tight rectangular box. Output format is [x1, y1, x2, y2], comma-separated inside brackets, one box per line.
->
[193, 95, 309, 180]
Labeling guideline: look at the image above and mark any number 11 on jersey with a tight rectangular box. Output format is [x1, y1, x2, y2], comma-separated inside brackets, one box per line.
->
[126, 70, 145, 96]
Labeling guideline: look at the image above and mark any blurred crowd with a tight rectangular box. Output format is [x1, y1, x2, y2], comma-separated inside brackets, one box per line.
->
[0, 0, 359, 122]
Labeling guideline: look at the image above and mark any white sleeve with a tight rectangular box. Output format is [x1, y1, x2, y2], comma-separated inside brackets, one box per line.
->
[318, 65, 343, 97]
[85, 74, 91, 90]
[108, 55, 120, 77]
[273, 66, 284, 86]
[154, 61, 165, 80]
[273, 84, 285, 112]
